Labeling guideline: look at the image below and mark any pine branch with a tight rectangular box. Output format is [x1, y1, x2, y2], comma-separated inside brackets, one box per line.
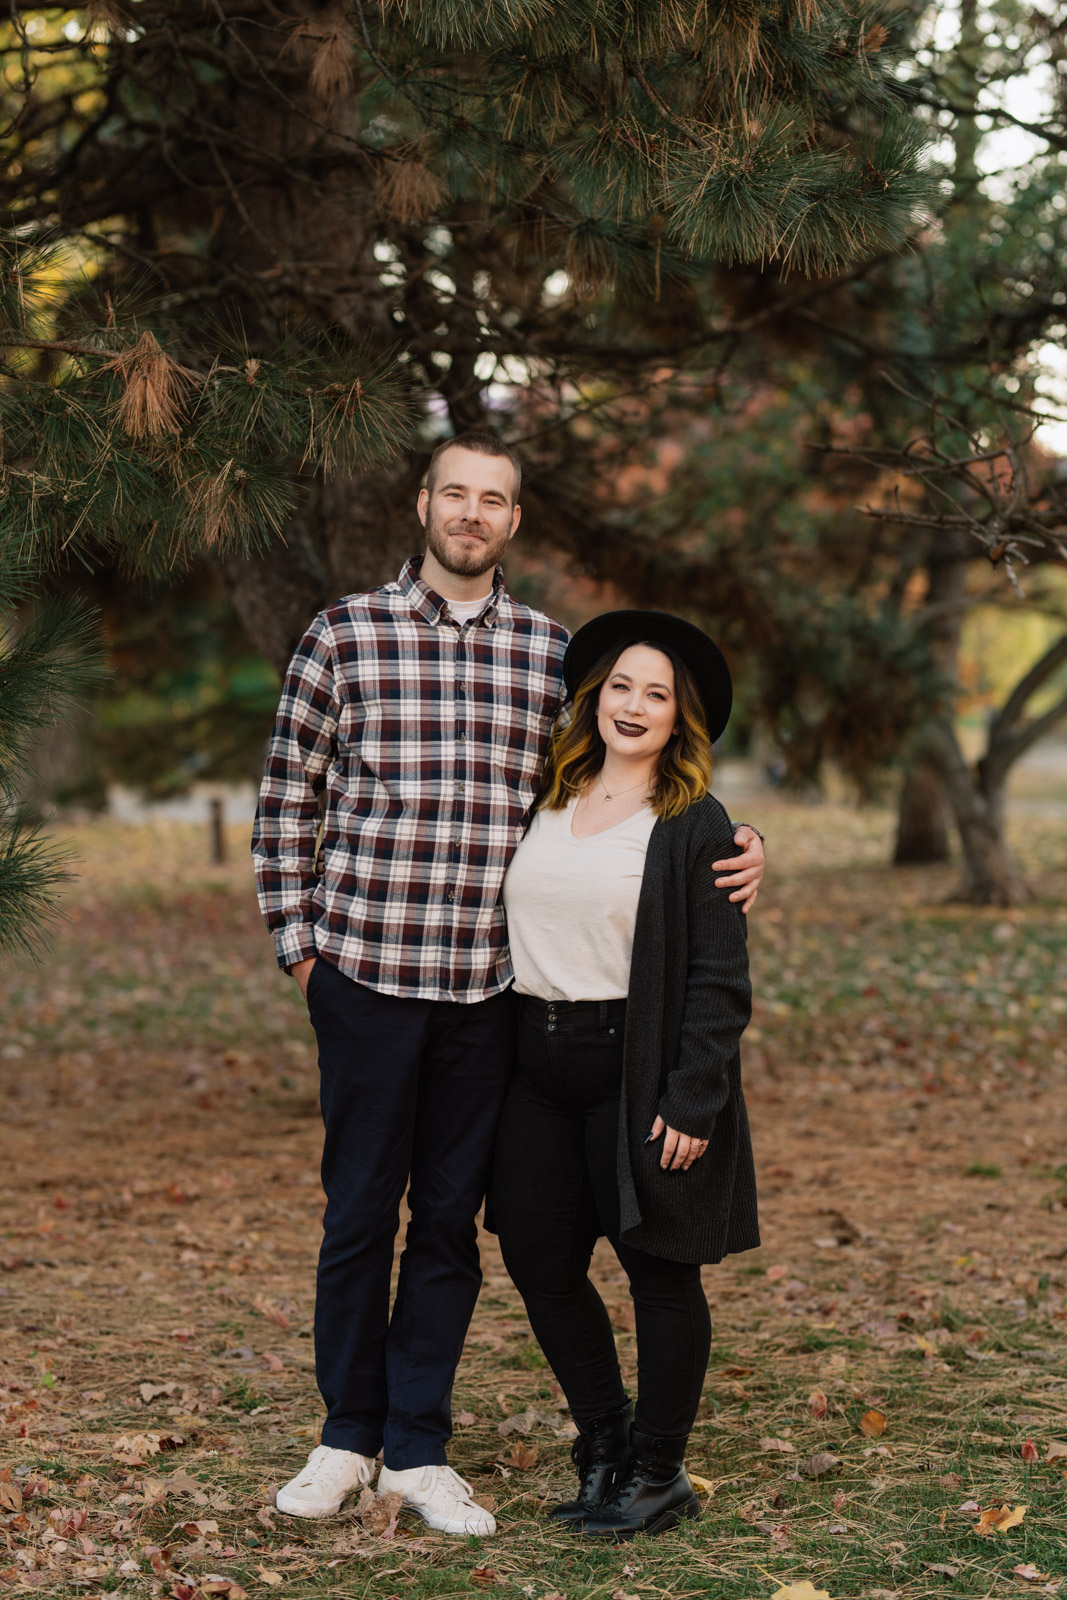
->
[0, 810, 73, 958]
[0, 597, 108, 798]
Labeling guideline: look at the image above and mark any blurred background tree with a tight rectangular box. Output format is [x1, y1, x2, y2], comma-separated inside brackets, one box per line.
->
[2, 1, 1065, 924]
[0, 0, 937, 943]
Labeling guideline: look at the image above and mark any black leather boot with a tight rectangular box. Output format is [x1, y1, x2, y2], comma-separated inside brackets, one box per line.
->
[549, 1400, 635, 1524]
[572, 1427, 700, 1539]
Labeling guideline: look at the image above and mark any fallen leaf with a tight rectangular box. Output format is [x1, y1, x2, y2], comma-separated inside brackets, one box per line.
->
[771, 1583, 831, 1600]
[165, 1469, 209, 1505]
[469, 1570, 499, 1588]
[358, 1486, 401, 1537]
[801, 1452, 840, 1479]
[181, 1519, 219, 1537]
[808, 1388, 828, 1420]
[689, 1473, 715, 1494]
[1021, 1438, 1038, 1463]
[251, 1295, 291, 1329]
[939, 1472, 962, 1489]
[1012, 1564, 1048, 1582]
[959, 1499, 980, 1512]
[975, 1503, 1027, 1535]
[261, 1353, 284, 1373]
[256, 1569, 284, 1587]
[924, 1563, 959, 1577]
[766, 1265, 788, 1282]
[112, 1432, 163, 1464]
[760, 1437, 796, 1453]
[200, 1580, 248, 1600]
[0, 1482, 23, 1514]
[455, 1411, 478, 1426]
[859, 1409, 887, 1437]
[140, 1382, 178, 1402]
[1045, 1442, 1067, 1461]
[501, 1442, 538, 1470]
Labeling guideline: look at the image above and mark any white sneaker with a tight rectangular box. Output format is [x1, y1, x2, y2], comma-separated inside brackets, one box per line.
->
[377, 1463, 496, 1535]
[275, 1443, 376, 1518]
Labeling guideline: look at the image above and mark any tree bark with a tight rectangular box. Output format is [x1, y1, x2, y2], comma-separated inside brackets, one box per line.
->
[893, 756, 951, 864]
[930, 718, 1032, 905]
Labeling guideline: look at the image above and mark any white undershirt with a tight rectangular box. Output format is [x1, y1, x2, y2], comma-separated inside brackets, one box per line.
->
[502, 796, 657, 1001]
[445, 592, 493, 625]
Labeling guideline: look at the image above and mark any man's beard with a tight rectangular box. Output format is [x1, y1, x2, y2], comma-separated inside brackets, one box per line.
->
[424, 511, 510, 579]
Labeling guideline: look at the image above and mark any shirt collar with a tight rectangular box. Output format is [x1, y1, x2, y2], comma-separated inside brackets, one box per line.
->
[398, 555, 506, 629]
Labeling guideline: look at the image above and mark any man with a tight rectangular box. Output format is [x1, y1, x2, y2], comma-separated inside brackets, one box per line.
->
[252, 432, 765, 1536]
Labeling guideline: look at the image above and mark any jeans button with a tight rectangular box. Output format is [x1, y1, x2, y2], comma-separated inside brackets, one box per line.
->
[547, 1023, 556, 1033]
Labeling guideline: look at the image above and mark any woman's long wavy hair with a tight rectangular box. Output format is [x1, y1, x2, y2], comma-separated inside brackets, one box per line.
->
[540, 640, 714, 821]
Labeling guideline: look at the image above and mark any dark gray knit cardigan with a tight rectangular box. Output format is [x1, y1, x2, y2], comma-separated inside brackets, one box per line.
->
[616, 793, 759, 1265]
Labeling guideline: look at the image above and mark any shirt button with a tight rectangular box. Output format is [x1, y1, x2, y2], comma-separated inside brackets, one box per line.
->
[457, 782, 465, 793]
[447, 890, 455, 903]
[458, 683, 466, 694]
[459, 731, 467, 742]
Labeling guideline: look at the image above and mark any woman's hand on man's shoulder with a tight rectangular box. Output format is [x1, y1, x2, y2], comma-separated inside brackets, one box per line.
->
[714, 824, 764, 913]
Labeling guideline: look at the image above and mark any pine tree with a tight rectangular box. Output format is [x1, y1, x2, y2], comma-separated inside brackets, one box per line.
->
[556, 1, 1067, 905]
[1, 1, 935, 659]
[0, 1, 937, 945]
[0, 231, 411, 951]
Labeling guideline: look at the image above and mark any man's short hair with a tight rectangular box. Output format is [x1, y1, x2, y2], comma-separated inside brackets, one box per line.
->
[424, 431, 522, 505]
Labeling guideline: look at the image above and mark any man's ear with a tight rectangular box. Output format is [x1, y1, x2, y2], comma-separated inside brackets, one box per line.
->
[509, 503, 522, 537]
[416, 486, 429, 527]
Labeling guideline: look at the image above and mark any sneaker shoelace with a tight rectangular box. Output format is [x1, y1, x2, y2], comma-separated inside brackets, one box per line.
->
[421, 1465, 477, 1505]
[297, 1447, 367, 1489]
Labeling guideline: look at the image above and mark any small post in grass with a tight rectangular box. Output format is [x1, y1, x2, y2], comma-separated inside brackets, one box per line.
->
[209, 794, 226, 864]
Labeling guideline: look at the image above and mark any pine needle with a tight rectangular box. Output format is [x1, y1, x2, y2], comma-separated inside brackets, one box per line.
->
[283, 14, 356, 100]
[104, 332, 200, 441]
[378, 150, 447, 220]
[85, 0, 127, 26]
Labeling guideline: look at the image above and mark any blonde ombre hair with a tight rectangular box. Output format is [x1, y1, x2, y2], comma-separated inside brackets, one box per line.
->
[540, 641, 714, 821]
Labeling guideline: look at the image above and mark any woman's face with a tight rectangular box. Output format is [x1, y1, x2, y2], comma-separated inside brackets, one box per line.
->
[596, 644, 678, 764]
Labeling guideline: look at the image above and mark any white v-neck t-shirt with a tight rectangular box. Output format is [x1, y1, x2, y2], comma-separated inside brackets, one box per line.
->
[502, 796, 657, 1001]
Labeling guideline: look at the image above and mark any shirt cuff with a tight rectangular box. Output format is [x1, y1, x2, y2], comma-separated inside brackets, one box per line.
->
[273, 924, 319, 972]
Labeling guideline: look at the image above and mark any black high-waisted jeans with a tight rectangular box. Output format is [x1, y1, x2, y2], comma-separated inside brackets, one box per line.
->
[491, 995, 712, 1439]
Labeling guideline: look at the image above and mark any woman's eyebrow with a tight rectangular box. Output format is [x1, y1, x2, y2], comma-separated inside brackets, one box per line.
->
[610, 674, 672, 691]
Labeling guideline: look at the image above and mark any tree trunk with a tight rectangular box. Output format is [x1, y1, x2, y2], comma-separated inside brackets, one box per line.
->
[893, 756, 951, 865]
[929, 719, 1031, 906]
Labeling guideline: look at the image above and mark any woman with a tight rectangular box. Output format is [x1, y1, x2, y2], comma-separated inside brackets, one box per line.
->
[491, 610, 758, 1541]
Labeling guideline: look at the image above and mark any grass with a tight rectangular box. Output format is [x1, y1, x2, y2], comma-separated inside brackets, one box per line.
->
[1, 803, 1066, 1599]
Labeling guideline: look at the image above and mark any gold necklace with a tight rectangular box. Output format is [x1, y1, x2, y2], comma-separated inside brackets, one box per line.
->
[597, 771, 651, 802]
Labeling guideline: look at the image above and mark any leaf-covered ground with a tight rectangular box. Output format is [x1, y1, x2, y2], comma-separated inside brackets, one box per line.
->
[2, 804, 1066, 1600]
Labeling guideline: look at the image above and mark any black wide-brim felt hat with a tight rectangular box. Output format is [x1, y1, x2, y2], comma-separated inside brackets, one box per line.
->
[563, 610, 733, 744]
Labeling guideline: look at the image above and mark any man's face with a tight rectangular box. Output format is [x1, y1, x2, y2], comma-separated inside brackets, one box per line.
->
[417, 447, 521, 579]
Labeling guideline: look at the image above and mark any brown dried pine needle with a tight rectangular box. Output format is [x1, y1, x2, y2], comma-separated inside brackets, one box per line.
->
[105, 330, 199, 440]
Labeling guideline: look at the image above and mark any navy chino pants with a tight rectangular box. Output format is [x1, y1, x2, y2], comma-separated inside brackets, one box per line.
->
[306, 955, 517, 1470]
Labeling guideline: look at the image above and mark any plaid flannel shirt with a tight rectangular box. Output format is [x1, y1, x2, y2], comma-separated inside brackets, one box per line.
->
[252, 557, 570, 1002]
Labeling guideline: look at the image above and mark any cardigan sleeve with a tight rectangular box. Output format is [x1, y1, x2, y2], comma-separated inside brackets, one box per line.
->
[655, 822, 752, 1139]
